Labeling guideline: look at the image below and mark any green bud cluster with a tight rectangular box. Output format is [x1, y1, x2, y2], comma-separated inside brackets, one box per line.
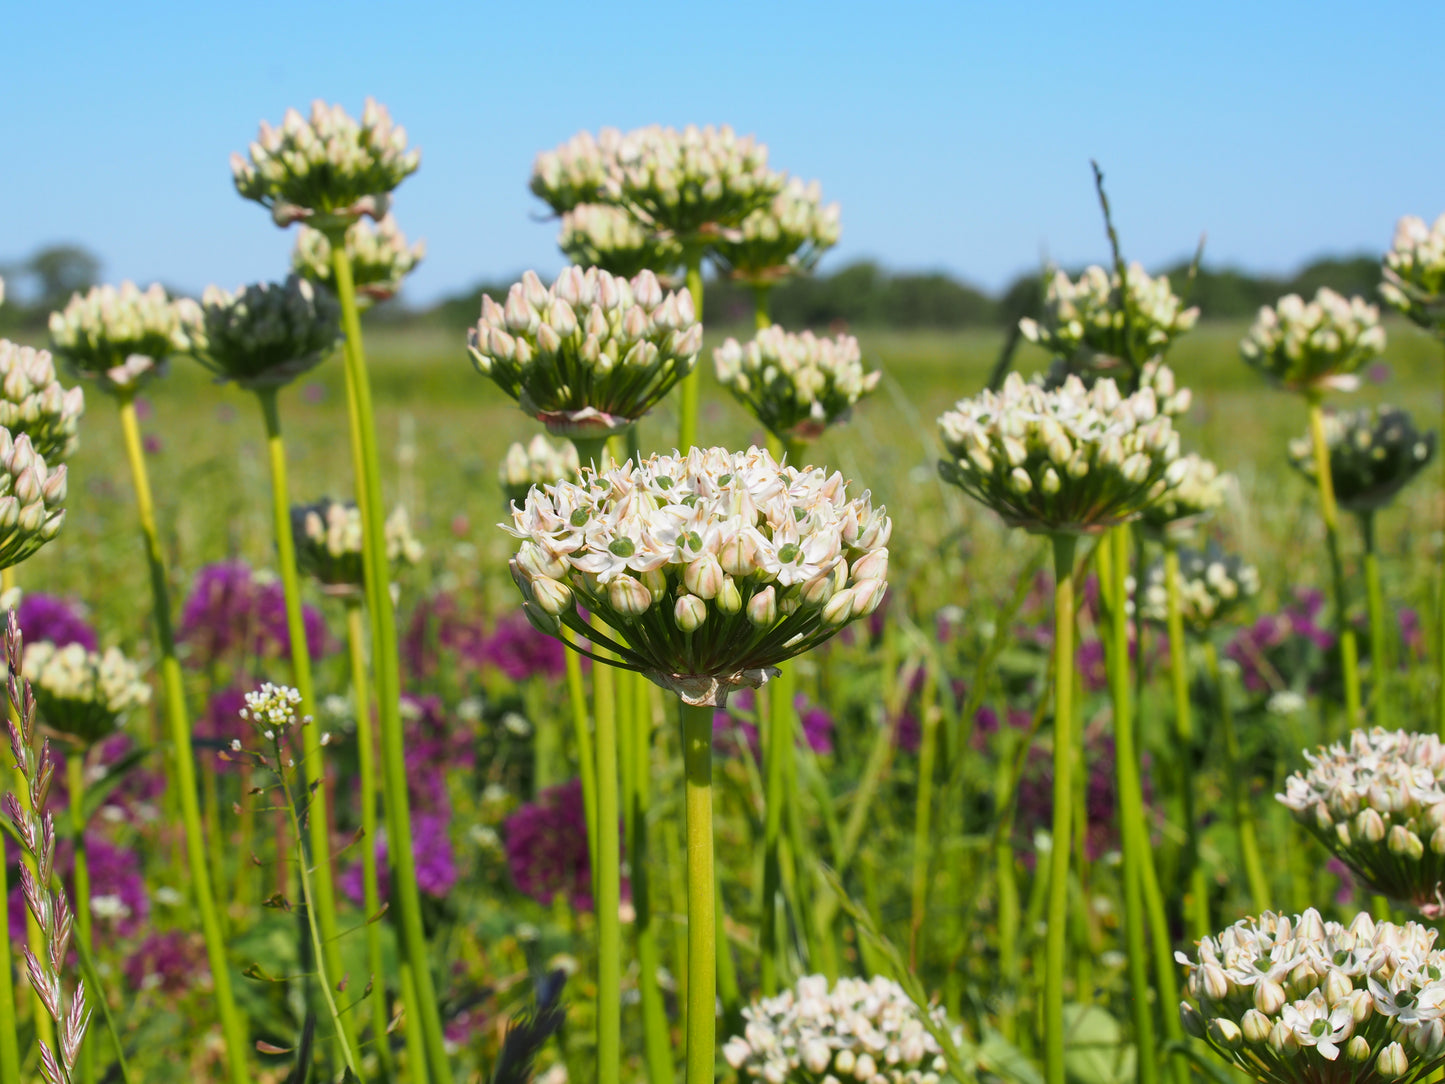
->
[498, 434, 580, 507]
[711, 178, 841, 286]
[1139, 452, 1227, 537]
[192, 276, 341, 390]
[48, 282, 200, 396]
[292, 214, 425, 304]
[292, 498, 422, 596]
[1138, 543, 1259, 632]
[1241, 289, 1387, 394]
[1381, 214, 1445, 336]
[0, 341, 84, 464]
[1287, 406, 1436, 514]
[0, 430, 65, 569]
[24, 641, 149, 748]
[558, 204, 685, 280]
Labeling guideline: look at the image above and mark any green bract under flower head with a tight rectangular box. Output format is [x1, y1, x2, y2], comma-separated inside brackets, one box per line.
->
[1240, 289, 1386, 395]
[723, 974, 960, 1084]
[1288, 406, 1436, 514]
[0, 430, 65, 570]
[1138, 543, 1258, 632]
[24, 641, 149, 747]
[292, 498, 423, 597]
[1381, 213, 1445, 336]
[48, 282, 199, 396]
[530, 128, 624, 216]
[1178, 907, 1445, 1084]
[467, 266, 700, 437]
[604, 124, 786, 243]
[0, 341, 85, 464]
[502, 446, 890, 707]
[292, 214, 425, 304]
[192, 276, 341, 391]
[711, 178, 841, 285]
[499, 434, 580, 507]
[937, 372, 1185, 536]
[1139, 452, 1226, 537]
[231, 98, 420, 232]
[713, 327, 879, 443]
[558, 204, 685, 281]
[1279, 728, 1445, 918]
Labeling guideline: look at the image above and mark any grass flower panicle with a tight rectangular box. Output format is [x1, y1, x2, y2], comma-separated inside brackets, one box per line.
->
[191, 275, 341, 390]
[1279, 728, 1445, 916]
[937, 371, 1185, 535]
[24, 641, 150, 747]
[467, 266, 701, 437]
[714, 327, 880, 442]
[230, 98, 420, 231]
[292, 497, 423, 595]
[499, 434, 580, 506]
[292, 213, 425, 303]
[0, 341, 84, 463]
[1240, 289, 1387, 394]
[48, 282, 199, 396]
[530, 128, 624, 216]
[0, 430, 67, 567]
[722, 974, 961, 1084]
[1381, 213, 1445, 334]
[503, 445, 890, 706]
[558, 204, 684, 280]
[711, 177, 841, 285]
[1287, 406, 1436, 513]
[1138, 543, 1259, 631]
[1139, 452, 1227, 537]
[1178, 907, 1445, 1084]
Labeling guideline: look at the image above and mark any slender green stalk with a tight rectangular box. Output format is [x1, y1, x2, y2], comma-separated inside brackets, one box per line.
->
[909, 668, 940, 972]
[752, 285, 772, 330]
[1361, 511, 1392, 729]
[715, 878, 742, 1031]
[529, 679, 560, 792]
[591, 640, 622, 1084]
[117, 396, 251, 1084]
[1306, 394, 1362, 731]
[331, 244, 453, 1084]
[678, 252, 705, 452]
[1044, 533, 1077, 1084]
[67, 752, 94, 1084]
[1439, 345, 1445, 735]
[565, 650, 599, 863]
[345, 599, 397, 1079]
[399, 964, 430, 1084]
[680, 700, 717, 1084]
[995, 827, 1021, 1042]
[628, 674, 674, 1084]
[1162, 542, 1209, 940]
[1205, 640, 1270, 913]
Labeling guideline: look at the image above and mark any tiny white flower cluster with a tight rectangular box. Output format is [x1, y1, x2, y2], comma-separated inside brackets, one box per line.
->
[292, 214, 426, 303]
[937, 372, 1185, 536]
[1287, 406, 1436, 514]
[1138, 543, 1259, 632]
[293, 498, 423, 594]
[1139, 453, 1227, 536]
[24, 641, 150, 747]
[530, 128, 625, 216]
[712, 178, 842, 285]
[499, 434, 580, 506]
[0, 341, 85, 463]
[1178, 907, 1445, 1084]
[1020, 263, 1199, 370]
[240, 682, 304, 734]
[503, 446, 890, 706]
[1241, 289, 1387, 394]
[48, 282, 200, 396]
[1381, 214, 1445, 335]
[231, 98, 420, 230]
[558, 204, 685, 281]
[468, 267, 701, 437]
[1279, 728, 1445, 916]
[0, 430, 66, 568]
[192, 276, 341, 390]
[714, 327, 880, 443]
[723, 974, 959, 1084]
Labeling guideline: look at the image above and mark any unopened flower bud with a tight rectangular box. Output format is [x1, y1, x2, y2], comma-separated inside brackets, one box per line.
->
[674, 593, 707, 632]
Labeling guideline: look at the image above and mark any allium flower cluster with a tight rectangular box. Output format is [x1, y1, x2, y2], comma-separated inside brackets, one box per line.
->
[1139, 453, 1227, 537]
[0, 431, 66, 568]
[231, 98, 420, 231]
[530, 128, 623, 216]
[17, 595, 97, 652]
[937, 372, 1184, 536]
[1381, 214, 1445, 335]
[1035, 356, 1192, 416]
[468, 267, 700, 437]
[24, 642, 150, 747]
[192, 276, 340, 390]
[504, 778, 601, 911]
[179, 561, 327, 665]
[711, 178, 841, 284]
[0, 341, 84, 463]
[1138, 544, 1259, 632]
[48, 282, 200, 395]
[499, 435, 580, 507]
[292, 498, 423, 595]
[713, 328, 880, 443]
[292, 214, 425, 303]
[1178, 907, 1445, 1084]
[558, 204, 684, 281]
[1019, 263, 1199, 371]
[503, 446, 890, 706]
[1288, 407, 1436, 514]
[723, 974, 960, 1084]
[1240, 289, 1387, 394]
[1279, 729, 1445, 917]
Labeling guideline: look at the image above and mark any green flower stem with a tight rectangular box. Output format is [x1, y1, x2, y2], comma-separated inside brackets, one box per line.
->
[117, 395, 251, 1084]
[330, 245, 453, 1084]
[1204, 639, 1270, 913]
[67, 751, 94, 1084]
[1440, 344, 1445, 736]
[0, 812, 17, 1084]
[678, 251, 705, 452]
[680, 700, 717, 1084]
[715, 878, 742, 1031]
[345, 598, 397, 1079]
[908, 666, 940, 972]
[399, 963, 430, 1084]
[529, 678, 560, 791]
[1044, 533, 1077, 1084]
[590, 625, 622, 1084]
[565, 650, 599, 863]
[752, 285, 772, 330]
[1306, 394, 1362, 731]
[1361, 511, 1393, 729]
[1163, 542, 1209, 941]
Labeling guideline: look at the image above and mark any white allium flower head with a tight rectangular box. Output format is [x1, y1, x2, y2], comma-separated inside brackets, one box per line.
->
[499, 434, 581, 505]
[530, 128, 625, 216]
[1240, 288, 1386, 394]
[292, 214, 425, 304]
[0, 340, 85, 463]
[292, 498, 422, 596]
[558, 204, 684, 281]
[1138, 542, 1258, 631]
[1381, 213, 1445, 335]
[192, 276, 340, 390]
[711, 177, 842, 285]
[1139, 453, 1227, 537]
[1287, 406, 1436, 514]
[48, 282, 200, 396]
[0, 430, 66, 568]
[24, 640, 150, 747]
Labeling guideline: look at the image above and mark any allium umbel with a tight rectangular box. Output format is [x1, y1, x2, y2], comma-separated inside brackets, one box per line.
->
[191, 276, 341, 390]
[292, 498, 423, 595]
[231, 98, 420, 232]
[292, 214, 425, 303]
[0, 341, 85, 463]
[937, 372, 1185, 536]
[1287, 406, 1436, 514]
[1240, 289, 1387, 394]
[710, 178, 841, 284]
[1139, 452, 1227, 537]
[0, 431, 66, 568]
[1177, 908, 1445, 1084]
[1278, 728, 1445, 917]
[1138, 544, 1259, 632]
[714, 328, 879, 443]
[48, 282, 200, 396]
[1381, 214, 1445, 335]
[24, 642, 150, 748]
[499, 435, 580, 507]
[468, 267, 700, 437]
[558, 204, 684, 281]
[530, 128, 624, 216]
[502, 446, 890, 706]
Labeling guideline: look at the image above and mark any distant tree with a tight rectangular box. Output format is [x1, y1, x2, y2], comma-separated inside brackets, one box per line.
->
[26, 244, 100, 312]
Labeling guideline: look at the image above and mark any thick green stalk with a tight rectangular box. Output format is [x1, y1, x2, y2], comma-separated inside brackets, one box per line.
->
[1306, 395, 1362, 731]
[760, 666, 794, 994]
[1162, 543, 1209, 940]
[1361, 512, 1392, 729]
[678, 252, 705, 452]
[1044, 534, 1077, 1084]
[628, 673, 674, 1084]
[330, 247, 452, 1084]
[1205, 640, 1270, 913]
[117, 396, 251, 1084]
[909, 668, 941, 972]
[681, 700, 717, 1084]
[345, 599, 397, 1079]
[753, 285, 772, 330]
[68, 752, 94, 1084]
[591, 640, 622, 1084]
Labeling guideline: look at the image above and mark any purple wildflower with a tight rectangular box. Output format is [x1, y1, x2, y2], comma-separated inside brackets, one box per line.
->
[15, 593, 97, 651]
[403, 694, 475, 813]
[504, 778, 618, 911]
[125, 930, 206, 995]
[342, 810, 458, 905]
[402, 592, 488, 684]
[179, 560, 328, 667]
[797, 697, 834, 754]
[194, 687, 251, 774]
[11, 831, 151, 942]
[483, 611, 567, 682]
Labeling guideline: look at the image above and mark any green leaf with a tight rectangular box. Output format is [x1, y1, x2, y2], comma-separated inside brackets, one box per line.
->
[1061, 1003, 1134, 1084]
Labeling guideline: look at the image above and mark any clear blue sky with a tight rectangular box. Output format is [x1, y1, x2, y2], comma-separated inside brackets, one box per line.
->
[5, 0, 1443, 306]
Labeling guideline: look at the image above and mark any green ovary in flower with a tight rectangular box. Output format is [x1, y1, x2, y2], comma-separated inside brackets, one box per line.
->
[48, 282, 200, 397]
[191, 276, 341, 390]
[1287, 405, 1436, 514]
